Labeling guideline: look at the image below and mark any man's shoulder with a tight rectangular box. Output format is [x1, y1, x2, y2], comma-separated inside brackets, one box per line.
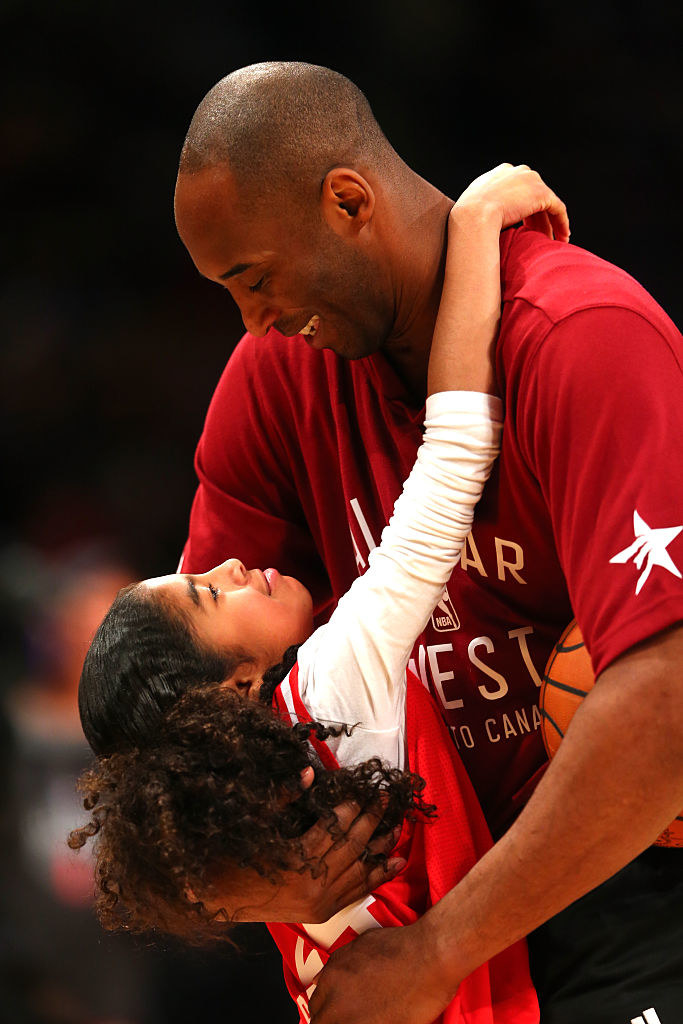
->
[501, 227, 674, 334]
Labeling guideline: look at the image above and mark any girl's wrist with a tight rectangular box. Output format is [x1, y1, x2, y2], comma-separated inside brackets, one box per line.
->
[448, 198, 504, 237]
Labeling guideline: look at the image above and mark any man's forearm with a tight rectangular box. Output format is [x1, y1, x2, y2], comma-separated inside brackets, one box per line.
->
[424, 624, 683, 993]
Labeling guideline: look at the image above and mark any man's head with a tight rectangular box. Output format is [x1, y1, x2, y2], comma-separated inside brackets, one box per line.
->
[174, 62, 412, 359]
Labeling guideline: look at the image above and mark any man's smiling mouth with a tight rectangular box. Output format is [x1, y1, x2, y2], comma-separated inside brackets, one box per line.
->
[299, 315, 320, 338]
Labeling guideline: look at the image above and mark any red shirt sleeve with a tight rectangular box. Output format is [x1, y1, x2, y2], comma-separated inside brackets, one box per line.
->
[518, 306, 683, 676]
[179, 333, 334, 615]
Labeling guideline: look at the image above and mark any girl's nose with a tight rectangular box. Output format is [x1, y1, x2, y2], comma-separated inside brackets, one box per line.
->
[223, 558, 248, 584]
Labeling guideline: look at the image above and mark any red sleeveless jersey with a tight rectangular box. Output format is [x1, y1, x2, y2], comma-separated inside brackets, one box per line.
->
[269, 665, 539, 1024]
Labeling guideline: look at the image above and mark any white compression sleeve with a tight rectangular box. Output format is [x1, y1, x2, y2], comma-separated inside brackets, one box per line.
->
[295, 391, 502, 765]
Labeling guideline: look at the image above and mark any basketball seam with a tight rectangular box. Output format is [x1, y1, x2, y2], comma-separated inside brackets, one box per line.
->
[540, 707, 564, 739]
[543, 676, 590, 698]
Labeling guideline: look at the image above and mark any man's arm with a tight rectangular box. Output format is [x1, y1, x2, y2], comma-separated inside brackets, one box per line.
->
[309, 623, 683, 1024]
[310, 286, 683, 1019]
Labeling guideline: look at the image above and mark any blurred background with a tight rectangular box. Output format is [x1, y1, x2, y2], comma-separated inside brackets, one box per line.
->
[1, 1, 681, 1021]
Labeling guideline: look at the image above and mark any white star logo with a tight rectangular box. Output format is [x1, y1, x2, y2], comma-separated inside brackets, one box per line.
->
[609, 510, 683, 595]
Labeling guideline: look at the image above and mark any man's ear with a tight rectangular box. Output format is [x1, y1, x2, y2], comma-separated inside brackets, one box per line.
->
[320, 168, 375, 237]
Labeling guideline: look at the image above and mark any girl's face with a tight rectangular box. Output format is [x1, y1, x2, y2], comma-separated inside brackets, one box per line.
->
[141, 559, 314, 701]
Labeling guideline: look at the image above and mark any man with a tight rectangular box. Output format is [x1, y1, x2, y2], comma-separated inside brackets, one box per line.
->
[174, 62, 683, 1024]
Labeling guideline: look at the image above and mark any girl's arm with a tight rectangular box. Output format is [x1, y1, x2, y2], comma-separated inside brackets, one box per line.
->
[429, 162, 569, 397]
[297, 167, 568, 764]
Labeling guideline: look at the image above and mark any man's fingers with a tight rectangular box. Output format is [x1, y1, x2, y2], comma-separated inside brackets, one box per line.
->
[294, 803, 405, 922]
[365, 822, 403, 858]
[329, 799, 385, 852]
[363, 855, 407, 892]
[334, 797, 385, 836]
[299, 800, 365, 859]
[300, 799, 387, 866]
[327, 854, 407, 913]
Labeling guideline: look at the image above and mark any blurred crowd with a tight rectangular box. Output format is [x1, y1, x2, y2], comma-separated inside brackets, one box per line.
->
[0, 542, 296, 1023]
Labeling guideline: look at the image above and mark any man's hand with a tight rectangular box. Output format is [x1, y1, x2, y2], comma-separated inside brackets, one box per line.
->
[205, 798, 406, 923]
[309, 917, 456, 1024]
[310, 625, 683, 1022]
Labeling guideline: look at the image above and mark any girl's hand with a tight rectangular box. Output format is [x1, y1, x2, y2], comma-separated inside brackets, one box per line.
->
[453, 163, 570, 243]
[428, 163, 567, 397]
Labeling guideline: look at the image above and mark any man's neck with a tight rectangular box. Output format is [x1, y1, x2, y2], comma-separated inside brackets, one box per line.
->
[381, 183, 453, 403]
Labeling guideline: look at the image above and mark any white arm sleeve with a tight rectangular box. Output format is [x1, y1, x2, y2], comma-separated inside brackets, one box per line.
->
[296, 391, 503, 768]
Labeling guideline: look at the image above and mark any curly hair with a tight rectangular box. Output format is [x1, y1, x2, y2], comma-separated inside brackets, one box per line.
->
[69, 682, 434, 945]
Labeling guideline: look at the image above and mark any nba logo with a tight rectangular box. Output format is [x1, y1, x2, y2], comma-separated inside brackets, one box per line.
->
[431, 587, 460, 633]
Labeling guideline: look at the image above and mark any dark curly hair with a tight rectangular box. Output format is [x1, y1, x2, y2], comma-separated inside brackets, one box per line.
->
[69, 683, 434, 945]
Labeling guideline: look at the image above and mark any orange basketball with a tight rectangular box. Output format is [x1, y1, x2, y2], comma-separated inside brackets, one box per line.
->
[541, 620, 683, 848]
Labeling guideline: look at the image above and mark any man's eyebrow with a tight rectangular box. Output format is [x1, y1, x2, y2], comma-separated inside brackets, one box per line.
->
[219, 262, 252, 281]
[186, 577, 200, 607]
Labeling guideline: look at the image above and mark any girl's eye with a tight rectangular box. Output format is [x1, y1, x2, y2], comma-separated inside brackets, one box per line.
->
[248, 277, 265, 293]
[208, 584, 219, 601]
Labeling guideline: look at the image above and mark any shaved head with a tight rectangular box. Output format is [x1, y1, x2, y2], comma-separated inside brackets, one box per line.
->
[178, 62, 398, 206]
[174, 62, 445, 373]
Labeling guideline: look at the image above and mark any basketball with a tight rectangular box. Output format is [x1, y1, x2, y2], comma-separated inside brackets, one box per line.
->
[541, 620, 683, 848]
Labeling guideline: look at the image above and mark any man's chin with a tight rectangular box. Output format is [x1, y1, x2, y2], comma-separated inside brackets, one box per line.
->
[328, 331, 389, 362]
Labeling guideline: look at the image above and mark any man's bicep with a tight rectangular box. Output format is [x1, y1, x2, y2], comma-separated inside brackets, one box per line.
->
[522, 307, 683, 676]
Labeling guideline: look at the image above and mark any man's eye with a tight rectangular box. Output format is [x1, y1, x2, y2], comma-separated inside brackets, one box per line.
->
[248, 276, 265, 293]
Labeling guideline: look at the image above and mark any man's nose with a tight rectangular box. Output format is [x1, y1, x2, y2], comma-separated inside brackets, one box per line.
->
[240, 297, 282, 338]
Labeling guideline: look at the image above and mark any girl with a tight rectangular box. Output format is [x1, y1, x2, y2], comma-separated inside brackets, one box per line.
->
[71, 165, 568, 1023]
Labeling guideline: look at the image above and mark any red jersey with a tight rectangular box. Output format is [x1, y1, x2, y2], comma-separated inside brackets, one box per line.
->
[268, 665, 539, 1024]
[181, 227, 683, 836]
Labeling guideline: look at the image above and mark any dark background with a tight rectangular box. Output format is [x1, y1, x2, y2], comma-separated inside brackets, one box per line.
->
[1, 1, 681, 1022]
[2, 0, 681, 577]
